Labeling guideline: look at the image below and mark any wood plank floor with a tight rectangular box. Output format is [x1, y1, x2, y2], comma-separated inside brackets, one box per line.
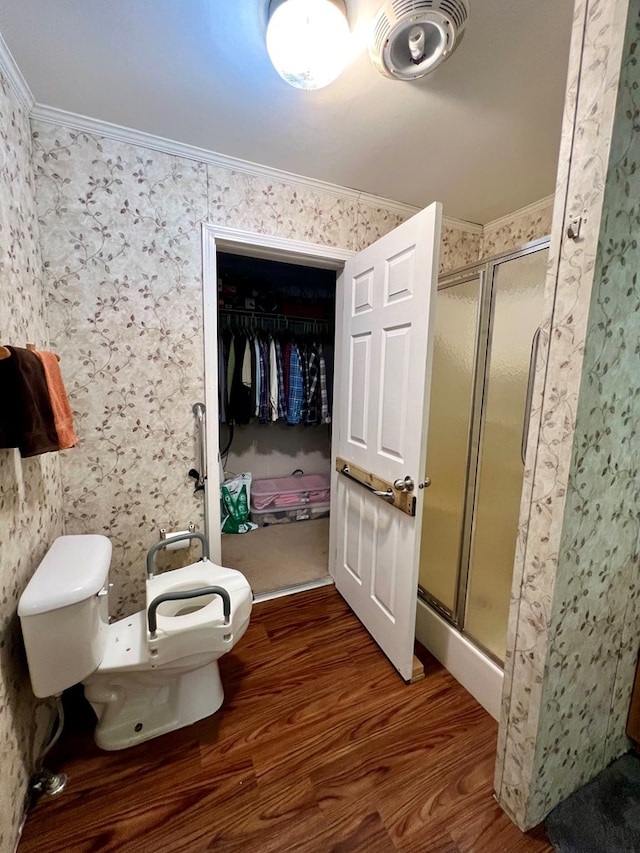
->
[18, 587, 552, 853]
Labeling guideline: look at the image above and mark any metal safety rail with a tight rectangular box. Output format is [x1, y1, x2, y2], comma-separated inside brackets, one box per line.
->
[147, 586, 230, 638]
[146, 530, 209, 578]
[192, 402, 207, 491]
[336, 457, 417, 517]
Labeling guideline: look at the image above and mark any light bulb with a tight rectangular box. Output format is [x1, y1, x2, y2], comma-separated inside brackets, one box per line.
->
[408, 26, 426, 63]
[266, 0, 351, 90]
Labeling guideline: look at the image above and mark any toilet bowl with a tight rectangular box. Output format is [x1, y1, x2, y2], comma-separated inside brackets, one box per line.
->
[18, 534, 252, 750]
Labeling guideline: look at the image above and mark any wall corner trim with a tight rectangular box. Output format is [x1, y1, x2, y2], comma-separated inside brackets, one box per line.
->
[0, 32, 35, 112]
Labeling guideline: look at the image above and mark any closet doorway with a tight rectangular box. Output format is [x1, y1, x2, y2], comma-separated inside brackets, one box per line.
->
[216, 251, 336, 598]
[201, 226, 354, 584]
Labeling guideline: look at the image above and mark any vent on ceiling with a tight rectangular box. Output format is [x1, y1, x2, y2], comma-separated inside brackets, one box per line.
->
[370, 0, 470, 81]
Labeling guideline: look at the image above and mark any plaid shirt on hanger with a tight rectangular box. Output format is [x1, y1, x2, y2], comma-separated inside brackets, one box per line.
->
[305, 344, 319, 426]
[318, 343, 330, 424]
[300, 343, 310, 424]
[287, 343, 304, 425]
[275, 338, 287, 420]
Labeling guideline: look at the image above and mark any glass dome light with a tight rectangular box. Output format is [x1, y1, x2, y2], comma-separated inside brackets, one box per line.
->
[266, 0, 351, 90]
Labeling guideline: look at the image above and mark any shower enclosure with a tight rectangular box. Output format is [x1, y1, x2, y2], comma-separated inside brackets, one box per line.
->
[417, 239, 550, 700]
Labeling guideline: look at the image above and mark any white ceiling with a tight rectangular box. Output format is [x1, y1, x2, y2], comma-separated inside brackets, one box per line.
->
[0, 0, 574, 223]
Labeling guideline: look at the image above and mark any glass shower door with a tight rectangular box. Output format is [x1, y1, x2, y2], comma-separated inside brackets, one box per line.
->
[418, 241, 550, 668]
[418, 273, 483, 616]
[463, 248, 549, 661]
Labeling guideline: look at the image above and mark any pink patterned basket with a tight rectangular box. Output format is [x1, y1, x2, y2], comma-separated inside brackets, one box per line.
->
[250, 473, 331, 511]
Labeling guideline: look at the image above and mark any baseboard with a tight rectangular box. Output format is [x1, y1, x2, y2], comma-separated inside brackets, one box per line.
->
[415, 598, 503, 720]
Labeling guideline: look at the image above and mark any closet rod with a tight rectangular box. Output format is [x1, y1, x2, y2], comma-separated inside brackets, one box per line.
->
[219, 307, 331, 325]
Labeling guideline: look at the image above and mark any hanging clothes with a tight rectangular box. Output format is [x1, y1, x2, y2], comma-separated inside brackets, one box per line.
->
[242, 337, 252, 388]
[258, 336, 270, 424]
[269, 337, 278, 422]
[287, 342, 304, 426]
[252, 335, 261, 418]
[218, 320, 332, 426]
[229, 334, 252, 425]
[318, 343, 330, 425]
[282, 339, 292, 410]
[305, 343, 319, 426]
[275, 338, 287, 420]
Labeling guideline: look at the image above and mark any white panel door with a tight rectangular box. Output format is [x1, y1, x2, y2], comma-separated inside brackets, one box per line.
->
[329, 204, 441, 681]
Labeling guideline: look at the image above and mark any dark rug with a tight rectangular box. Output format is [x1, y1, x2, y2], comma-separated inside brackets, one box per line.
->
[546, 753, 640, 852]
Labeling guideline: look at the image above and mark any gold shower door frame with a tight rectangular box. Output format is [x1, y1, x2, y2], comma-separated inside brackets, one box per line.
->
[418, 237, 550, 665]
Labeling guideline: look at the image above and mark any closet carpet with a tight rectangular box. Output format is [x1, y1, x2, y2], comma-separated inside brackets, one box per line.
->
[222, 517, 330, 594]
[19, 587, 552, 853]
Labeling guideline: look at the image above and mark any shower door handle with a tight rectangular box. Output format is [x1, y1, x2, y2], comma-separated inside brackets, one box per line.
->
[521, 327, 541, 465]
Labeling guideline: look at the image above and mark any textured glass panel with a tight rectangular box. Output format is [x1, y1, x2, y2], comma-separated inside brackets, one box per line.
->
[419, 277, 481, 612]
[465, 249, 549, 660]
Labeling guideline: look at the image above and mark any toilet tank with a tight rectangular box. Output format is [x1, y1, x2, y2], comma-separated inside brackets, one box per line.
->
[18, 535, 112, 697]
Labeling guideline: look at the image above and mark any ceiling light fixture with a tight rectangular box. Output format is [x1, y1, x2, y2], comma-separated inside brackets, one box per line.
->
[266, 0, 351, 90]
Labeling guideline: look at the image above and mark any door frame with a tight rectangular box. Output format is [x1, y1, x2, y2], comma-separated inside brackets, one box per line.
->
[201, 223, 355, 563]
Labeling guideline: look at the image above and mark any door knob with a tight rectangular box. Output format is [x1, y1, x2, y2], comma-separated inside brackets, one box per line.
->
[393, 476, 414, 492]
[418, 478, 431, 489]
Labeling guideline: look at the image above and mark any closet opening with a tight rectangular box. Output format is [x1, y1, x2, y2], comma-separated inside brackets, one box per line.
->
[215, 251, 337, 599]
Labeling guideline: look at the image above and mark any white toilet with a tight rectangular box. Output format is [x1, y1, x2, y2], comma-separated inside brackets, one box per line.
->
[18, 533, 252, 750]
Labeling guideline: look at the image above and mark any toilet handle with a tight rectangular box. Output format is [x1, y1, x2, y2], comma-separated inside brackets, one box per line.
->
[147, 586, 231, 638]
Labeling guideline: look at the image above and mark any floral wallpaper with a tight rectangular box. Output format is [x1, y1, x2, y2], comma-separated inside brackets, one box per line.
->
[0, 71, 63, 853]
[441, 220, 482, 271]
[495, 0, 636, 830]
[33, 126, 210, 617]
[481, 198, 554, 258]
[528, 0, 640, 818]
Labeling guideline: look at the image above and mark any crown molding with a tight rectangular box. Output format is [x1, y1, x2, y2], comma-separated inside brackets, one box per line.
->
[0, 31, 35, 112]
[483, 194, 554, 231]
[30, 102, 483, 234]
[442, 215, 483, 235]
[29, 103, 417, 215]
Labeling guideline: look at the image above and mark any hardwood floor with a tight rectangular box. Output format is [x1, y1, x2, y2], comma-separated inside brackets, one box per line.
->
[18, 587, 552, 853]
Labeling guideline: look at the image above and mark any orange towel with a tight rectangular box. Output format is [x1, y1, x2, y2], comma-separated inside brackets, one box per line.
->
[35, 350, 78, 450]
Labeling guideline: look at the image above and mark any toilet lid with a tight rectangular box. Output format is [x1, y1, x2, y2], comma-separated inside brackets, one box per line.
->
[19, 535, 112, 616]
